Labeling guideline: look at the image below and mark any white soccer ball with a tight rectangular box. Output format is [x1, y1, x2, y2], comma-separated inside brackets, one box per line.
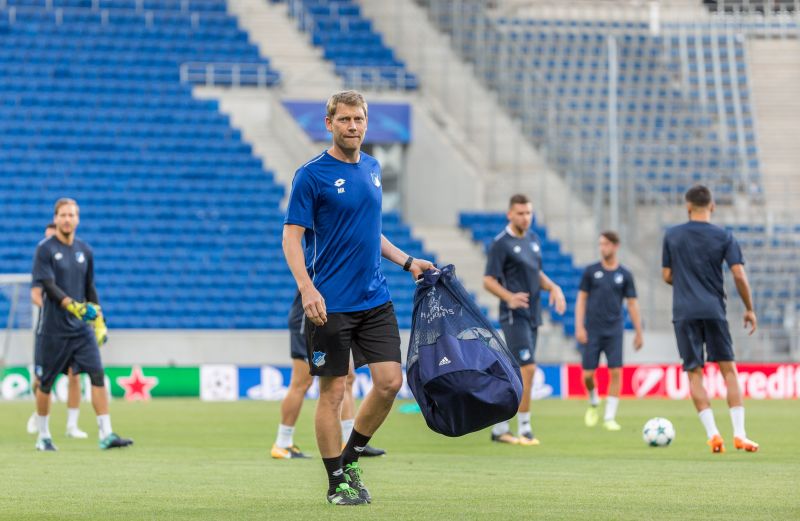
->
[642, 417, 675, 447]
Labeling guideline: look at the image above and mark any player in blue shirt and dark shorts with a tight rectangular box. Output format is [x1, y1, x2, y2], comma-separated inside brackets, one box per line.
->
[31, 198, 132, 452]
[662, 185, 759, 454]
[575, 231, 643, 431]
[283, 91, 433, 505]
[270, 292, 386, 460]
[484, 194, 566, 446]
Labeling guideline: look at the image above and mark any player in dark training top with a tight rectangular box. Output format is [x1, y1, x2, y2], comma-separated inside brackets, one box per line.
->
[575, 231, 643, 431]
[283, 91, 433, 505]
[484, 194, 566, 446]
[27, 222, 87, 439]
[662, 185, 759, 453]
[31, 198, 132, 452]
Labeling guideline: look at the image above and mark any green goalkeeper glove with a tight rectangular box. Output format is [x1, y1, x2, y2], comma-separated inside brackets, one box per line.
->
[66, 301, 99, 322]
[93, 312, 108, 347]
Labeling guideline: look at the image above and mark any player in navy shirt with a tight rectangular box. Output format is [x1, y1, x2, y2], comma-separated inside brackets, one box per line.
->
[575, 231, 643, 431]
[31, 198, 132, 452]
[26, 222, 87, 439]
[662, 185, 759, 453]
[484, 194, 566, 446]
[283, 91, 433, 505]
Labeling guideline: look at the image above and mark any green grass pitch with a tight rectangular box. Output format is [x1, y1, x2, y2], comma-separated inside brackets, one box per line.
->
[1, 398, 798, 521]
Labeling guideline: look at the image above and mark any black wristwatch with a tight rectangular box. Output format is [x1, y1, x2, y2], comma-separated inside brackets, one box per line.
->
[403, 256, 414, 272]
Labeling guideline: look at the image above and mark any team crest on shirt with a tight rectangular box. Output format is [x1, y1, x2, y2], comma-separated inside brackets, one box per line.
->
[54, 252, 63, 261]
[334, 178, 345, 194]
[75, 251, 85, 263]
[513, 245, 522, 254]
[370, 171, 381, 187]
[614, 273, 624, 284]
[531, 242, 540, 253]
[312, 351, 326, 367]
[594, 271, 604, 279]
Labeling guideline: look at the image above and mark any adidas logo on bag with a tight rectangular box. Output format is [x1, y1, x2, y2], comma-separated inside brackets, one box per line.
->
[438, 357, 451, 366]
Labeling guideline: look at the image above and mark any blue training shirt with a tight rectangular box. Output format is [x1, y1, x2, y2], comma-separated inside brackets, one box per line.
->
[662, 221, 744, 322]
[579, 262, 637, 336]
[484, 227, 543, 326]
[284, 150, 390, 313]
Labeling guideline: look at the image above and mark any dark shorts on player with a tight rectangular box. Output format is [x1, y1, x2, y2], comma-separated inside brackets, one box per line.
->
[305, 300, 401, 377]
[673, 319, 734, 371]
[33, 334, 78, 380]
[580, 331, 623, 370]
[500, 316, 538, 366]
[288, 293, 307, 361]
[35, 329, 103, 391]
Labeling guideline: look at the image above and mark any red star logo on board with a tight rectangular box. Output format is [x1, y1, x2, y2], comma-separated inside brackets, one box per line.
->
[116, 366, 159, 401]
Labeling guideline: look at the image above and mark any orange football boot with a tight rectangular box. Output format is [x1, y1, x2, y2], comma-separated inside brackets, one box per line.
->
[734, 437, 759, 452]
[707, 434, 725, 454]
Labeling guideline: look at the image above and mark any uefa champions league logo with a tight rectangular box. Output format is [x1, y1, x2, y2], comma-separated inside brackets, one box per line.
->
[420, 288, 455, 324]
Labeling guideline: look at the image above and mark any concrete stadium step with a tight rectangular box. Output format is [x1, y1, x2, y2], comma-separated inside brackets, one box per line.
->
[749, 38, 800, 216]
[226, 0, 341, 98]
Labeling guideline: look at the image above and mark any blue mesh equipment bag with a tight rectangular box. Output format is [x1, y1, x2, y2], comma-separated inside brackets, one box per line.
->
[406, 265, 522, 437]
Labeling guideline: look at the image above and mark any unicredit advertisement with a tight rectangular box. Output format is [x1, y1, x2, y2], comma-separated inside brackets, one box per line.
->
[564, 364, 800, 400]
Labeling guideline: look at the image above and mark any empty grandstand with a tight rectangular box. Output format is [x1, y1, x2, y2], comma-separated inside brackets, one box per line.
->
[0, 0, 431, 330]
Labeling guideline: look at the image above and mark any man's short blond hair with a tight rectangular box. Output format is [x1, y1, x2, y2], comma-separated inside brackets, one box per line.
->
[326, 90, 368, 119]
[54, 197, 79, 216]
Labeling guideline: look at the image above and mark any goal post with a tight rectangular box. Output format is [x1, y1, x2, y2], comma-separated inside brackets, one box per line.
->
[0, 273, 34, 397]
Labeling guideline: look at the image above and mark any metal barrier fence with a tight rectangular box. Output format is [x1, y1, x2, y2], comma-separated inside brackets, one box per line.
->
[179, 62, 281, 88]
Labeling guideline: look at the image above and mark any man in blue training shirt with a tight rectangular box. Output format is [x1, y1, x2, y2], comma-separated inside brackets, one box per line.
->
[282, 91, 433, 505]
[31, 198, 132, 452]
[484, 194, 566, 446]
[575, 231, 643, 431]
[662, 185, 759, 454]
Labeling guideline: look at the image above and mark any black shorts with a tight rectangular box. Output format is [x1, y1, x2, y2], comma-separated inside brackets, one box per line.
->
[305, 300, 401, 377]
[33, 334, 77, 381]
[500, 316, 538, 366]
[580, 331, 623, 370]
[35, 330, 103, 391]
[673, 319, 734, 371]
[288, 293, 307, 361]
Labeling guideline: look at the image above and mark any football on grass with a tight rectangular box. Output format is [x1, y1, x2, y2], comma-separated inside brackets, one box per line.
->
[642, 417, 675, 447]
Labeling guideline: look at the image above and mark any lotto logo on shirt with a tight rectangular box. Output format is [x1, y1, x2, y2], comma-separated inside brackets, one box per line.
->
[334, 178, 346, 194]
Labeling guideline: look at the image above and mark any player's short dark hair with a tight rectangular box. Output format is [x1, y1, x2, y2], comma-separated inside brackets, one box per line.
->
[600, 230, 620, 245]
[326, 90, 368, 119]
[685, 185, 713, 208]
[508, 194, 531, 208]
[45, 222, 56, 230]
[54, 197, 79, 216]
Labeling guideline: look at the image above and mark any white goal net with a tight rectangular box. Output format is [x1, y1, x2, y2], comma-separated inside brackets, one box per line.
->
[0, 273, 35, 400]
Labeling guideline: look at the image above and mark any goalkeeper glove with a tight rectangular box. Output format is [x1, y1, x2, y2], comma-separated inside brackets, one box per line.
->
[93, 312, 108, 347]
[66, 301, 99, 321]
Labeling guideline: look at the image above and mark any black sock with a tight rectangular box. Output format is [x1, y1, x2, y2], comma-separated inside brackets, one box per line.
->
[341, 429, 372, 467]
[323, 456, 346, 495]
